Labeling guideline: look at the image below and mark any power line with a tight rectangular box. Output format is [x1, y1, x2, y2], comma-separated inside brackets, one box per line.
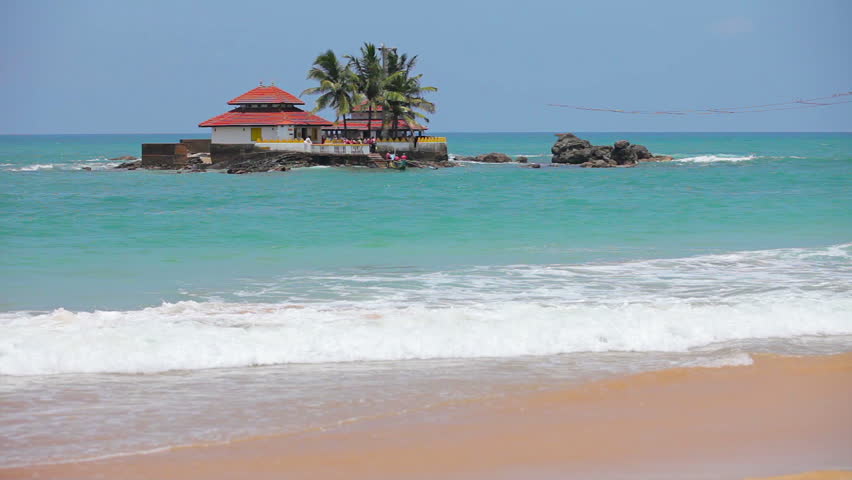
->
[547, 91, 852, 115]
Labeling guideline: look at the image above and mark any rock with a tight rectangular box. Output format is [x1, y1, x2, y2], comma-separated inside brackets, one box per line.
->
[528, 163, 541, 168]
[628, 144, 652, 160]
[554, 145, 613, 165]
[610, 140, 638, 166]
[517, 156, 529, 163]
[114, 159, 142, 169]
[581, 159, 613, 168]
[643, 155, 674, 162]
[216, 151, 313, 173]
[551, 133, 593, 163]
[551, 134, 667, 168]
[109, 155, 137, 161]
[81, 166, 92, 171]
[474, 152, 514, 163]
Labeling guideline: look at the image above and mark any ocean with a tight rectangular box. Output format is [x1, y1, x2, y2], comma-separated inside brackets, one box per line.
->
[1, 132, 851, 468]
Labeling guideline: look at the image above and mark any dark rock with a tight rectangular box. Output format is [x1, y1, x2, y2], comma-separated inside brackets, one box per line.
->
[81, 166, 92, 171]
[581, 159, 613, 168]
[528, 163, 541, 168]
[552, 134, 667, 168]
[628, 144, 653, 160]
[554, 145, 613, 165]
[114, 159, 142, 169]
[551, 133, 593, 163]
[517, 156, 529, 163]
[474, 152, 514, 163]
[610, 140, 639, 166]
[217, 151, 313, 173]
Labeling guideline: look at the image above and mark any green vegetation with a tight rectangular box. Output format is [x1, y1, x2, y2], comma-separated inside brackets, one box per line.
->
[302, 43, 437, 138]
[300, 50, 361, 138]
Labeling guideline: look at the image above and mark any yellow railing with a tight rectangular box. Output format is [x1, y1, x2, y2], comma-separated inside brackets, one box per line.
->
[418, 136, 447, 143]
[258, 138, 305, 143]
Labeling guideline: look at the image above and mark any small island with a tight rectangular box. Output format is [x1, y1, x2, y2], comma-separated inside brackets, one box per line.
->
[118, 44, 673, 174]
[126, 43, 450, 173]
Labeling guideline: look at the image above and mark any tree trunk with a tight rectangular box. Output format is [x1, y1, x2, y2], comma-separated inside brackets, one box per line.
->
[367, 106, 373, 140]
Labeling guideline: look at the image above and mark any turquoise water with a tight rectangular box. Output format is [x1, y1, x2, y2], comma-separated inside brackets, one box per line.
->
[1, 133, 850, 312]
[2, 132, 852, 466]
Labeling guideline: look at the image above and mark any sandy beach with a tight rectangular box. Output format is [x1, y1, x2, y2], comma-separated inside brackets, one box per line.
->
[4, 352, 849, 480]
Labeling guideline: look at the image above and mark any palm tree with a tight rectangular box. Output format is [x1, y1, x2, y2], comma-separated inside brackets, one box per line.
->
[382, 72, 437, 138]
[380, 50, 437, 138]
[346, 43, 384, 138]
[301, 49, 360, 139]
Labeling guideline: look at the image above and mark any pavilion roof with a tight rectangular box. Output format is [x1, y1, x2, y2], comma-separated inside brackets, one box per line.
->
[323, 120, 426, 131]
[199, 108, 332, 127]
[227, 85, 305, 105]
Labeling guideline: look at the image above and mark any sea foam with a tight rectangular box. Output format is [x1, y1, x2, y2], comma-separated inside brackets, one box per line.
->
[675, 154, 758, 163]
[2, 243, 850, 376]
[1, 293, 849, 376]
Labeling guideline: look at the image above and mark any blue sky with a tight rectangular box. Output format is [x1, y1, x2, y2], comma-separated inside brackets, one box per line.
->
[1, 0, 849, 134]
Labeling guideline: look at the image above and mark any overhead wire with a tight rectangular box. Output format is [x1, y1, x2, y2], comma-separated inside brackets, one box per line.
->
[547, 91, 852, 115]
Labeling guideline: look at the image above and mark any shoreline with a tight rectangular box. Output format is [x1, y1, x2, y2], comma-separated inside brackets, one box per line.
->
[5, 352, 850, 480]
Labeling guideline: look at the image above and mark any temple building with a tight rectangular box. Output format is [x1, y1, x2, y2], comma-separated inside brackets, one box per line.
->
[324, 102, 427, 138]
[199, 84, 333, 144]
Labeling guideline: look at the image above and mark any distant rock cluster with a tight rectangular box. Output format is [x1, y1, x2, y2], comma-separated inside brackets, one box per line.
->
[455, 152, 515, 163]
[551, 133, 672, 167]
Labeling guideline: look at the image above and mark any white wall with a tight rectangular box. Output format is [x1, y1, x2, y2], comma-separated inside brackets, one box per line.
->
[211, 127, 249, 144]
[211, 126, 282, 144]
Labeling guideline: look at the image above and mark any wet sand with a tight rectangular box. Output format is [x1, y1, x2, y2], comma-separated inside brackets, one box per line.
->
[4, 352, 850, 480]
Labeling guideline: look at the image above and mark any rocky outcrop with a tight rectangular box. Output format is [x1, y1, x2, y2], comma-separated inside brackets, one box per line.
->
[407, 159, 459, 169]
[550, 133, 592, 163]
[114, 159, 141, 170]
[457, 152, 514, 163]
[552, 134, 668, 168]
[640, 154, 675, 162]
[517, 156, 529, 163]
[219, 151, 313, 174]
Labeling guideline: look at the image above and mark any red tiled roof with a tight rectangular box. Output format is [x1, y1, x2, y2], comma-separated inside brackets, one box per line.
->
[352, 101, 384, 112]
[199, 109, 332, 127]
[227, 85, 305, 105]
[323, 120, 426, 131]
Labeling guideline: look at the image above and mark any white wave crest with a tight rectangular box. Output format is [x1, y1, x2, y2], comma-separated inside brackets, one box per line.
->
[8, 163, 57, 171]
[4, 157, 121, 172]
[675, 154, 757, 163]
[1, 293, 850, 376]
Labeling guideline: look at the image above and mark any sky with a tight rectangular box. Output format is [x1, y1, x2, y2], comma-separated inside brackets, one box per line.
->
[1, 0, 850, 134]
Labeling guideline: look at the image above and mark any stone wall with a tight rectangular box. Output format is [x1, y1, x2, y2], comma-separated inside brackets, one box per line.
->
[141, 143, 188, 169]
[375, 142, 448, 161]
[209, 144, 257, 166]
[179, 139, 211, 154]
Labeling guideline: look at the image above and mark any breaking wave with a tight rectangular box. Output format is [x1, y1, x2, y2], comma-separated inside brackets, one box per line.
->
[674, 154, 758, 163]
[2, 243, 850, 376]
[3, 158, 123, 171]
